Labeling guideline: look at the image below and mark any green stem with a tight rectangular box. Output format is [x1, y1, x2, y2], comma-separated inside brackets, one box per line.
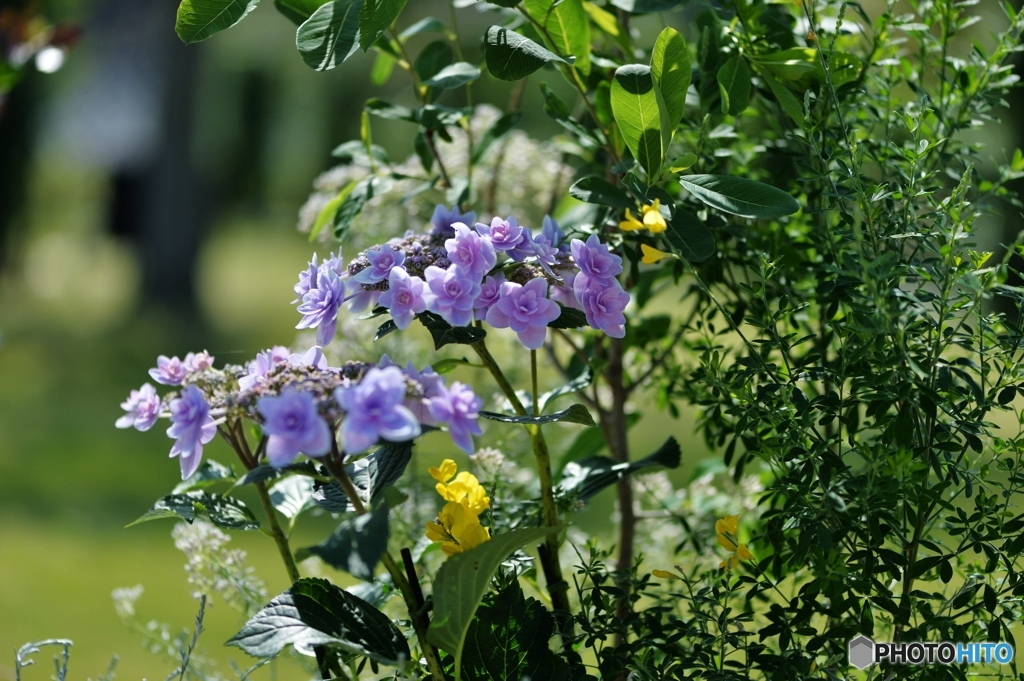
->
[322, 457, 447, 681]
[254, 481, 301, 583]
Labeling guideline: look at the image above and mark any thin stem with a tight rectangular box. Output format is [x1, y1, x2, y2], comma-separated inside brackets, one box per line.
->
[254, 481, 301, 583]
[323, 457, 447, 681]
[531, 350, 539, 414]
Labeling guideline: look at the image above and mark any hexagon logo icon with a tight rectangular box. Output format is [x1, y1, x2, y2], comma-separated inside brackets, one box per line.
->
[849, 636, 875, 669]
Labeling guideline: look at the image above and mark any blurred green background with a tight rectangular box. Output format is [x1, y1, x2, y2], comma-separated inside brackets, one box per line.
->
[2, 0, 1022, 678]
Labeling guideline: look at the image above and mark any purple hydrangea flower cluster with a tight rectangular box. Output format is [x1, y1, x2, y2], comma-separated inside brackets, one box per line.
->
[327, 206, 628, 349]
[294, 250, 346, 346]
[118, 346, 486, 479]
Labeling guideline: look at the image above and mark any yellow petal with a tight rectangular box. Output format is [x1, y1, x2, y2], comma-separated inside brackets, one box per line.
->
[641, 201, 668, 233]
[429, 459, 457, 484]
[459, 523, 491, 552]
[719, 558, 729, 570]
[641, 244, 672, 265]
[716, 533, 738, 552]
[736, 544, 753, 561]
[619, 208, 644, 231]
[652, 569, 678, 579]
[718, 514, 739, 535]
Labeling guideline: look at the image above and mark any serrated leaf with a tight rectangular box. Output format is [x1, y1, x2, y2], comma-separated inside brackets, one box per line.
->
[423, 62, 482, 89]
[269, 475, 316, 519]
[274, 0, 328, 25]
[678, 174, 799, 219]
[228, 577, 409, 664]
[717, 54, 751, 116]
[611, 64, 662, 178]
[427, 526, 559, 678]
[523, 0, 590, 76]
[374, 318, 398, 341]
[569, 177, 633, 210]
[296, 504, 389, 580]
[297, 0, 363, 72]
[234, 461, 321, 487]
[480, 403, 595, 427]
[665, 208, 715, 262]
[358, 0, 408, 51]
[484, 26, 572, 82]
[539, 366, 592, 413]
[173, 460, 235, 493]
[560, 436, 681, 502]
[650, 27, 689, 147]
[128, 492, 260, 531]
[472, 111, 522, 164]
[418, 311, 487, 349]
[313, 441, 414, 512]
[175, 0, 261, 44]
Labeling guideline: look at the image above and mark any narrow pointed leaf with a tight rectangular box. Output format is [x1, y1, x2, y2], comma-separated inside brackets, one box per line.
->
[560, 436, 681, 501]
[472, 111, 522, 163]
[679, 174, 799, 218]
[423, 62, 482, 89]
[479, 403, 595, 426]
[717, 55, 751, 116]
[650, 27, 689, 145]
[569, 176, 634, 210]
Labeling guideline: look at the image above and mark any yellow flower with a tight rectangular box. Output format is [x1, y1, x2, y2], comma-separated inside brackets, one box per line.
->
[619, 200, 668, 234]
[436, 470, 490, 515]
[641, 244, 673, 265]
[715, 513, 753, 571]
[425, 459, 492, 557]
[652, 569, 679, 579]
[428, 459, 457, 484]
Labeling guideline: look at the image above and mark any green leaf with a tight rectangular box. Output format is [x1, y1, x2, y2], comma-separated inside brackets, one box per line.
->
[431, 357, 478, 374]
[297, 0, 363, 72]
[418, 311, 487, 349]
[484, 26, 572, 82]
[398, 16, 446, 40]
[539, 366, 592, 413]
[296, 504, 390, 580]
[424, 62, 482, 89]
[547, 305, 588, 329]
[334, 176, 375, 240]
[472, 111, 522, 164]
[312, 441, 414, 512]
[717, 54, 751, 116]
[540, 83, 602, 144]
[330, 139, 389, 166]
[274, 0, 328, 25]
[650, 27, 689, 146]
[611, 64, 662, 178]
[415, 40, 453, 102]
[364, 98, 415, 121]
[128, 492, 261, 531]
[560, 436, 681, 501]
[759, 68, 805, 126]
[610, 0, 682, 12]
[269, 475, 316, 519]
[750, 48, 819, 82]
[462, 580, 570, 681]
[669, 152, 697, 173]
[370, 51, 396, 85]
[523, 0, 591, 76]
[479, 403, 595, 427]
[309, 181, 355, 241]
[665, 208, 715, 262]
[569, 176, 634, 210]
[173, 460, 235, 493]
[228, 577, 410, 665]
[678, 174, 799, 219]
[175, 0, 261, 44]
[233, 461, 320, 487]
[358, 0, 408, 51]
[427, 526, 559, 678]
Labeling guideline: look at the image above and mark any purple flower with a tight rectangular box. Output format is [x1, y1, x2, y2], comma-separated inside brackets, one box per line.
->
[345, 277, 381, 313]
[116, 383, 161, 431]
[294, 254, 319, 300]
[538, 215, 566, 252]
[321, 249, 345, 277]
[353, 245, 406, 285]
[486, 279, 561, 349]
[166, 385, 217, 479]
[269, 346, 291, 363]
[257, 390, 332, 467]
[402, 362, 444, 425]
[288, 346, 330, 371]
[378, 266, 427, 329]
[476, 216, 526, 253]
[240, 348, 290, 391]
[149, 356, 188, 386]
[297, 267, 346, 346]
[184, 350, 214, 373]
[335, 366, 422, 453]
[579, 280, 630, 338]
[571, 234, 623, 298]
[431, 205, 476, 237]
[474, 273, 505, 320]
[423, 265, 481, 327]
[428, 381, 483, 454]
[509, 228, 558, 269]
[445, 222, 496, 280]
[550, 269, 584, 311]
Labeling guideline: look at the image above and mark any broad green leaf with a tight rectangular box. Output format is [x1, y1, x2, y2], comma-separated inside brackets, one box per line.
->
[128, 492, 260, 531]
[228, 578, 409, 664]
[431, 357, 478, 374]
[611, 64, 662, 178]
[560, 436, 681, 502]
[759, 68, 804, 126]
[679, 174, 799, 218]
[175, 0, 261, 44]
[358, 0, 408, 51]
[547, 305, 587, 330]
[717, 54, 751, 116]
[584, 1, 629, 52]
[398, 16, 446, 40]
[523, 0, 591, 76]
[330, 139, 389, 165]
[273, 0, 328, 25]
[427, 526, 559, 679]
[309, 180, 356, 241]
[539, 366, 593, 413]
[750, 48, 819, 82]
[334, 176, 375, 240]
[479, 403, 595, 427]
[665, 208, 715, 262]
[297, 0, 363, 72]
[312, 441, 414, 512]
[650, 27, 689, 146]
[295, 504, 389, 580]
[269, 475, 316, 519]
[173, 460, 235, 493]
[472, 111, 522, 163]
[418, 311, 487, 349]
[669, 152, 696, 173]
[233, 460, 320, 488]
[414, 40, 453, 102]
[423, 62, 481, 89]
[370, 51, 396, 85]
[610, 0, 682, 11]
[484, 26, 573, 82]
[569, 176, 634, 210]
[364, 98, 415, 121]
